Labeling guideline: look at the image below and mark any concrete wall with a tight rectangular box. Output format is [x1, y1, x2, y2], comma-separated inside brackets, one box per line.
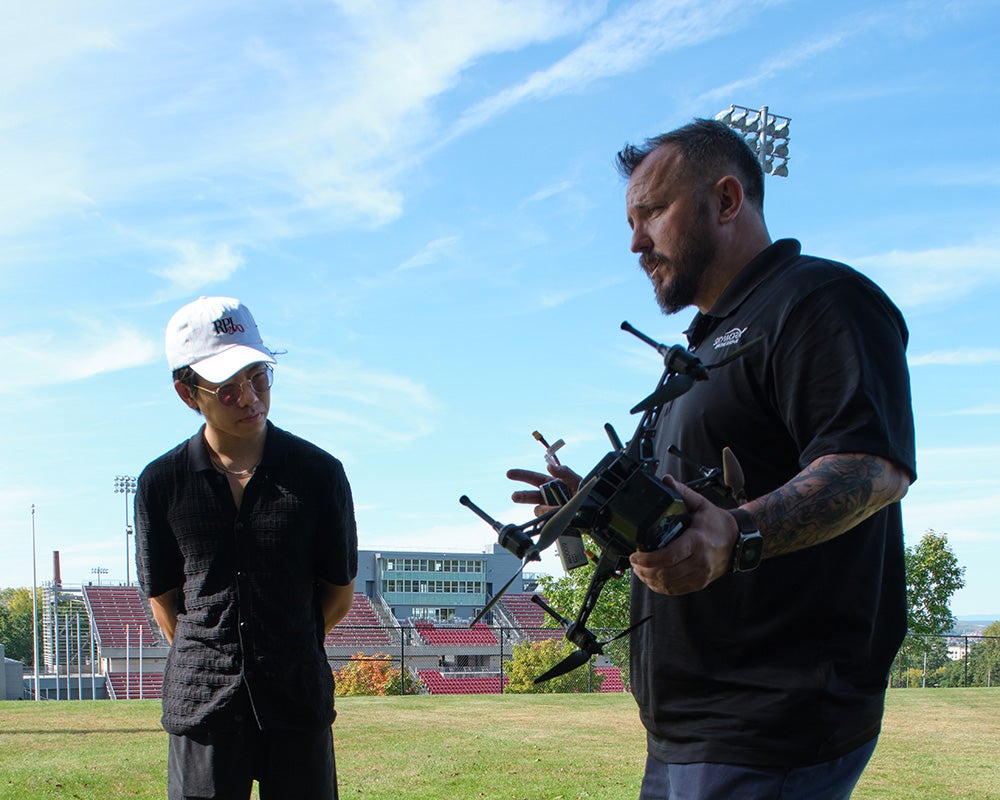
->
[1, 643, 26, 700]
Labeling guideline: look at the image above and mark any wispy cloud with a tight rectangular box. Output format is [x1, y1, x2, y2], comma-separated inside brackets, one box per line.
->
[853, 244, 1000, 308]
[697, 1, 975, 109]
[0, 1, 596, 251]
[910, 349, 1000, 367]
[397, 236, 462, 272]
[941, 405, 1000, 417]
[452, 0, 775, 140]
[280, 357, 439, 447]
[154, 240, 245, 296]
[1, 321, 159, 393]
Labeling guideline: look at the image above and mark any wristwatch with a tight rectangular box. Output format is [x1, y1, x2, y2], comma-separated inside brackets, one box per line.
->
[729, 508, 764, 573]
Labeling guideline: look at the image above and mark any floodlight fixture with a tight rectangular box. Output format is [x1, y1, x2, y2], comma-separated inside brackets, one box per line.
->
[714, 108, 734, 125]
[114, 475, 138, 585]
[716, 104, 791, 177]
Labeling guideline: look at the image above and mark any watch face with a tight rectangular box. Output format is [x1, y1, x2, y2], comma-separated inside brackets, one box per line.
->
[740, 533, 764, 569]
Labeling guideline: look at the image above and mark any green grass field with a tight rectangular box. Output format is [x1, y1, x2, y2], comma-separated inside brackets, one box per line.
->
[1, 690, 997, 799]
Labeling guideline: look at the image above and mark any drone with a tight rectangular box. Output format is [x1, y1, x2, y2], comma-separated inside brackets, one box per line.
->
[459, 321, 758, 683]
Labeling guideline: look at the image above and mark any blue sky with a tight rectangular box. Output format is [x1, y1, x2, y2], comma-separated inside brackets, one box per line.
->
[1, 0, 997, 616]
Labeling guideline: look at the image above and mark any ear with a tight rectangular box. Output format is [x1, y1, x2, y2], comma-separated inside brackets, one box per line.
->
[174, 380, 201, 411]
[713, 175, 744, 225]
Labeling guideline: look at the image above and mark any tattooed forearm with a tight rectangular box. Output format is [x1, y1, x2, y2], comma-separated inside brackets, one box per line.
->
[749, 453, 911, 558]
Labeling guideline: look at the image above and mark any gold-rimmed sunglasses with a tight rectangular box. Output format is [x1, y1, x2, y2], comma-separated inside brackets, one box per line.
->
[192, 365, 273, 407]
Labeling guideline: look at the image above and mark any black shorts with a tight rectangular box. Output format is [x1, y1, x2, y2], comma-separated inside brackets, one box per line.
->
[167, 721, 337, 800]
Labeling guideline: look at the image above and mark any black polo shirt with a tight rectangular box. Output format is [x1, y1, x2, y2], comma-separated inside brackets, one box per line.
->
[631, 239, 916, 767]
[136, 421, 358, 735]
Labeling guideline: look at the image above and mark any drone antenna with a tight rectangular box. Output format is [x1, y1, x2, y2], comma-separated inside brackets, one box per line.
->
[459, 495, 503, 534]
[621, 320, 668, 356]
[622, 321, 707, 379]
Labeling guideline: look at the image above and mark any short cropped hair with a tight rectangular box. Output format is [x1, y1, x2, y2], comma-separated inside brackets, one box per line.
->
[172, 366, 198, 389]
[615, 119, 765, 212]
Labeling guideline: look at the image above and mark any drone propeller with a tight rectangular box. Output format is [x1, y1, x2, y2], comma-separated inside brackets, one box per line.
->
[535, 475, 599, 552]
[667, 444, 747, 507]
[534, 647, 594, 682]
[630, 372, 696, 414]
[722, 446, 746, 504]
[533, 616, 651, 683]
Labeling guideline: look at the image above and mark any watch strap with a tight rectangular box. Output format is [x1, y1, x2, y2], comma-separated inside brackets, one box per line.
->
[730, 507, 756, 534]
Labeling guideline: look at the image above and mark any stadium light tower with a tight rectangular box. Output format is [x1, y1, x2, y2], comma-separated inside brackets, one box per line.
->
[114, 475, 137, 585]
[715, 104, 791, 177]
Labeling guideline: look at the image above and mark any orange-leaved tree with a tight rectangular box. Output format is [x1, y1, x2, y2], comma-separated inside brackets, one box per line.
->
[333, 652, 423, 696]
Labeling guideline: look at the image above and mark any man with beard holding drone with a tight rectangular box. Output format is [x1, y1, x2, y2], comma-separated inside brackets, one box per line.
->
[509, 119, 915, 800]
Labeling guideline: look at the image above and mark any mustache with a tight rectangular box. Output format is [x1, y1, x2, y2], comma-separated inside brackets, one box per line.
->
[639, 251, 668, 273]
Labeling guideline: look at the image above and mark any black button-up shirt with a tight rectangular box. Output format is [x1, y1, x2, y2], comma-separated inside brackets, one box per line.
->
[136, 421, 358, 735]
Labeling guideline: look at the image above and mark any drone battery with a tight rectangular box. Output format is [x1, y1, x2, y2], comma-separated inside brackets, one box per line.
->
[556, 533, 589, 571]
[540, 479, 571, 507]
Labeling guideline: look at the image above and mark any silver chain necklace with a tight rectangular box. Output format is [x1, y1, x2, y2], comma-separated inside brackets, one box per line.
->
[210, 456, 259, 478]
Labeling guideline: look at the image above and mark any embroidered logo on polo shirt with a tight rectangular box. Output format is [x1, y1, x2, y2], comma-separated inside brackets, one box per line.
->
[713, 327, 748, 350]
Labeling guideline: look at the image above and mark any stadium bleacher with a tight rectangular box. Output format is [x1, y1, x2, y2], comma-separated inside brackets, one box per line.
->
[499, 594, 563, 641]
[593, 666, 625, 692]
[324, 593, 394, 646]
[417, 670, 507, 695]
[80, 588, 622, 699]
[411, 621, 498, 646]
[106, 671, 163, 700]
[83, 585, 158, 648]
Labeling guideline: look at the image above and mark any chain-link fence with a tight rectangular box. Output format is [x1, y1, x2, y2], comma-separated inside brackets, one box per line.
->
[326, 626, 1000, 695]
[326, 624, 631, 695]
[890, 633, 1000, 688]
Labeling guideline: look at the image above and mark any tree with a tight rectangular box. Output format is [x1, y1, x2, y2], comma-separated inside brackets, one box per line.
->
[968, 621, 1000, 687]
[905, 530, 965, 636]
[0, 588, 39, 666]
[537, 553, 633, 687]
[334, 652, 423, 696]
[537, 557, 631, 632]
[893, 530, 966, 683]
[504, 638, 599, 693]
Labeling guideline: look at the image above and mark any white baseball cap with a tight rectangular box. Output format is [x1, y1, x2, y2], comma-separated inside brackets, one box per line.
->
[165, 296, 276, 383]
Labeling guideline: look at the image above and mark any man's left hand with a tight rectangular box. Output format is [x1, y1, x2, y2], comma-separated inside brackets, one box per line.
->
[629, 476, 741, 595]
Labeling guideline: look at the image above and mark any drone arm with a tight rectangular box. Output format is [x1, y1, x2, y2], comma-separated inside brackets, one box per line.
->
[572, 549, 625, 633]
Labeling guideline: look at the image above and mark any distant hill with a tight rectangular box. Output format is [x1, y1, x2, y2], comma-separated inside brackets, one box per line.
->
[950, 617, 998, 636]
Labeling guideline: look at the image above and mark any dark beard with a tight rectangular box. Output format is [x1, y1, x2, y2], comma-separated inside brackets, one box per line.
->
[640, 209, 716, 315]
[650, 260, 701, 315]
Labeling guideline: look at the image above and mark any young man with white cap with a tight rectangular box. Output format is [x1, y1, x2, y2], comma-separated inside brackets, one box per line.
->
[135, 296, 358, 800]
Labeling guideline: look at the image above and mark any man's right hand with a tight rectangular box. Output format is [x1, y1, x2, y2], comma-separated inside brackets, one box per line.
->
[506, 464, 582, 517]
